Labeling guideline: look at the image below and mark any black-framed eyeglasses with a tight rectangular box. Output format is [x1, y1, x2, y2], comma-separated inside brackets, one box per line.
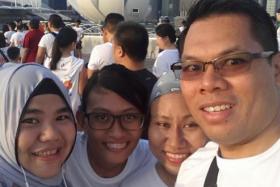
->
[85, 112, 144, 130]
[171, 51, 275, 80]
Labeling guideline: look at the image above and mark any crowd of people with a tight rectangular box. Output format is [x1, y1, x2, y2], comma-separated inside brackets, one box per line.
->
[1, 0, 280, 186]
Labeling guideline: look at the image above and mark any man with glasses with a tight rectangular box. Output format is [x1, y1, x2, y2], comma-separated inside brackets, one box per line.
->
[174, 0, 280, 186]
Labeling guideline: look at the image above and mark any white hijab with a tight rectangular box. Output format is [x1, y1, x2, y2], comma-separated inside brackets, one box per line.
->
[0, 63, 74, 187]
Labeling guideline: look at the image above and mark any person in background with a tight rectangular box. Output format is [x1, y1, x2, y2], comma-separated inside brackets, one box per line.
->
[10, 24, 25, 48]
[0, 32, 9, 64]
[152, 24, 179, 78]
[4, 22, 16, 45]
[47, 26, 87, 114]
[0, 63, 76, 187]
[179, 20, 187, 33]
[7, 46, 20, 63]
[15, 18, 23, 27]
[121, 72, 207, 187]
[22, 23, 29, 35]
[42, 22, 50, 34]
[65, 64, 155, 187]
[36, 14, 64, 65]
[173, 0, 280, 186]
[87, 13, 124, 79]
[72, 19, 83, 58]
[113, 21, 157, 94]
[21, 18, 44, 63]
[276, 8, 280, 28]
[2, 24, 9, 34]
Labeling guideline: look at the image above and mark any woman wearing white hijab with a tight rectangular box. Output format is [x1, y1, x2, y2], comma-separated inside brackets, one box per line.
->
[0, 64, 76, 187]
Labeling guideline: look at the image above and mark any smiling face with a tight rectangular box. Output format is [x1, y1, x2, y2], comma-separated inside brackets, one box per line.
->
[84, 88, 143, 177]
[17, 94, 76, 178]
[180, 14, 280, 156]
[149, 92, 207, 176]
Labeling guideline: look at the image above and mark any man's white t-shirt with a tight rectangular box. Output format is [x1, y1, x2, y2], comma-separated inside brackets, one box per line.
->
[87, 42, 114, 71]
[65, 133, 156, 187]
[176, 139, 280, 187]
[4, 31, 15, 44]
[10, 31, 25, 48]
[120, 162, 167, 187]
[39, 32, 57, 66]
[73, 26, 83, 41]
[152, 49, 179, 78]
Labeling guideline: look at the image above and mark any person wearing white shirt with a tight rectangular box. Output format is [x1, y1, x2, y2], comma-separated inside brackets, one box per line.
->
[45, 26, 87, 114]
[73, 19, 84, 58]
[152, 24, 179, 78]
[36, 14, 64, 65]
[4, 22, 16, 45]
[10, 24, 25, 48]
[87, 13, 124, 79]
[173, 0, 280, 186]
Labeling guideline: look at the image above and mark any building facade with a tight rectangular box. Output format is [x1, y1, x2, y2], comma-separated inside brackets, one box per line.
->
[42, 0, 67, 10]
[161, 0, 180, 17]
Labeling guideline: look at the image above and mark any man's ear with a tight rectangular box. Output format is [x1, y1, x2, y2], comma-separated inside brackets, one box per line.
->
[272, 52, 280, 85]
[116, 45, 125, 58]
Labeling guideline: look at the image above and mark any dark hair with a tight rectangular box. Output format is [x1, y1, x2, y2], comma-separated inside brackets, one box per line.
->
[178, 0, 278, 56]
[8, 22, 16, 31]
[50, 27, 77, 70]
[75, 19, 81, 24]
[16, 18, 22, 23]
[81, 64, 148, 115]
[155, 23, 176, 43]
[29, 18, 40, 29]
[22, 23, 29, 31]
[103, 13, 124, 33]
[114, 21, 148, 62]
[0, 33, 7, 48]
[48, 14, 64, 29]
[16, 24, 23, 31]
[2, 24, 9, 33]
[7, 46, 20, 60]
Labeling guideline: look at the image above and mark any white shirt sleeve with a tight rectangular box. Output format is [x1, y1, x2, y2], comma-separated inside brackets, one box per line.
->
[152, 55, 169, 78]
[87, 46, 103, 70]
[38, 34, 48, 48]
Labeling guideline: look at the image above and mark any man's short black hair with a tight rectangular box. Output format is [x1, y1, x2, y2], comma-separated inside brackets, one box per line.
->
[178, 0, 278, 56]
[8, 22, 16, 30]
[114, 21, 148, 62]
[103, 13, 124, 33]
[155, 23, 176, 43]
[7, 46, 20, 61]
[48, 14, 64, 29]
[29, 18, 40, 29]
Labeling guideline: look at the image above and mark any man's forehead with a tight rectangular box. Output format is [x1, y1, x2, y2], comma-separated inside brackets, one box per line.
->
[182, 14, 261, 60]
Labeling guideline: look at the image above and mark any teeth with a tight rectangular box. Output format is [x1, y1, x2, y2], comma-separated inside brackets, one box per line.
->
[34, 149, 58, 157]
[166, 152, 187, 159]
[204, 104, 231, 112]
[107, 143, 127, 149]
